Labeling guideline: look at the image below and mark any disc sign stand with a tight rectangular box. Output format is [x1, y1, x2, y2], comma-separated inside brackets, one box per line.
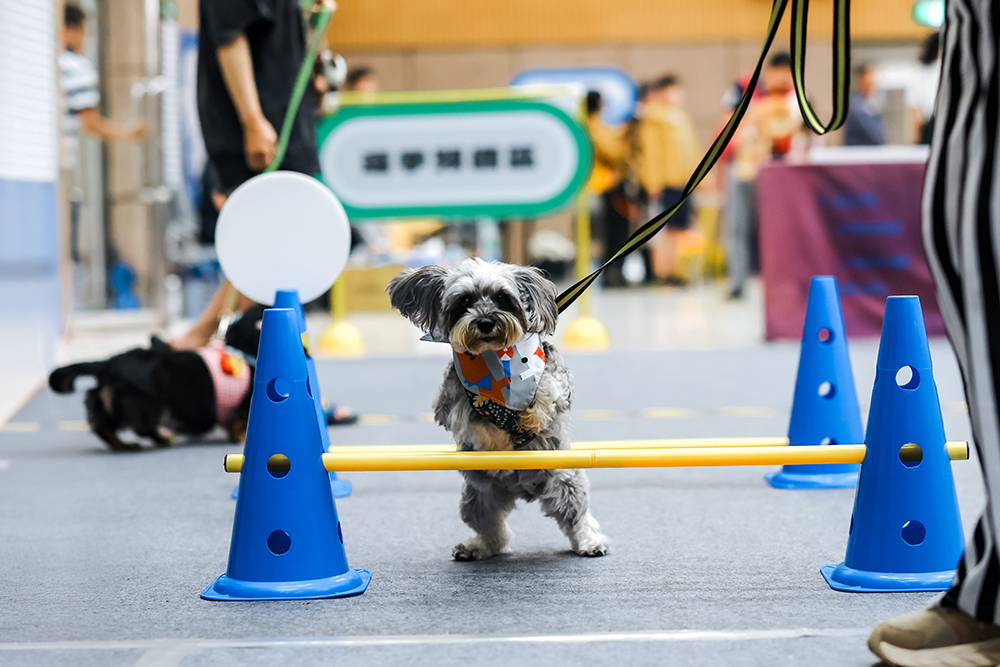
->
[214, 171, 354, 500]
[766, 276, 863, 489]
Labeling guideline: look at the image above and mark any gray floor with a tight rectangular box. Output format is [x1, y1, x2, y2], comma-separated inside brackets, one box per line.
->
[0, 340, 983, 666]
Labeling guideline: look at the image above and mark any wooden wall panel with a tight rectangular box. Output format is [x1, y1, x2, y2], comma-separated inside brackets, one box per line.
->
[328, 0, 927, 51]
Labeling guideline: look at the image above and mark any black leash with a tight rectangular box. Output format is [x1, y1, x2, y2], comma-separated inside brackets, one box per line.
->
[556, 0, 850, 312]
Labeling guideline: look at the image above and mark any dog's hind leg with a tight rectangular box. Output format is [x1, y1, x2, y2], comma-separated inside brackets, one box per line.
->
[538, 470, 611, 557]
[453, 475, 516, 561]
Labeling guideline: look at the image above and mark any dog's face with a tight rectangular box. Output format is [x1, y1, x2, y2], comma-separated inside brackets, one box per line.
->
[387, 259, 559, 354]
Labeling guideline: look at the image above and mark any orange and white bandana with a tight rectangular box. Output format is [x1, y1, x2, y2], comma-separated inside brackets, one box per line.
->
[453, 333, 546, 412]
[195, 340, 251, 425]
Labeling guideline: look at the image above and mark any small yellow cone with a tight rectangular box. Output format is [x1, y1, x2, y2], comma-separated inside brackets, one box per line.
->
[316, 320, 366, 357]
[562, 315, 610, 352]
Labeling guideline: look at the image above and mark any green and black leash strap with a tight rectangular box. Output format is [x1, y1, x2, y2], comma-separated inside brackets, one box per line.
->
[263, 2, 334, 174]
[555, 0, 851, 313]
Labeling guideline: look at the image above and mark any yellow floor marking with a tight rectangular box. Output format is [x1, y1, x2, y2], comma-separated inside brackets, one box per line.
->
[1, 422, 39, 433]
[947, 402, 969, 412]
[642, 408, 695, 419]
[576, 410, 619, 420]
[358, 414, 399, 425]
[417, 413, 435, 423]
[58, 421, 91, 431]
[719, 407, 777, 418]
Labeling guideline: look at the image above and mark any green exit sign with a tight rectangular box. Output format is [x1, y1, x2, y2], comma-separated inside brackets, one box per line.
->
[912, 0, 944, 28]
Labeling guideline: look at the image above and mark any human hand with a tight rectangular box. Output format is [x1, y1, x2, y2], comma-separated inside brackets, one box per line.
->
[124, 122, 146, 141]
[243, 115, 277, 171]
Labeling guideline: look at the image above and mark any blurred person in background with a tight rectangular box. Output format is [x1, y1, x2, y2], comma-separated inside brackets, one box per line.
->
[908, 32, 941, 145]
[311, 50, 346, 110]
[171, 0, 356, 423]
[342, 66, 378, 92]
[174, 0, 328, 352]
[724, 52, 800, 300]
[844, 63, 887, 147]
[585, 91, 630, 287]
[60, 3, 144, 307]
[636, 75, 701, 286]
[61, 4, 145, 159]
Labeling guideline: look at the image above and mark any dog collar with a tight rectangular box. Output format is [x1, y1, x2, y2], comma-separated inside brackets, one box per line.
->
[196, 341, 251, 426]
[453, 333, 546, 445]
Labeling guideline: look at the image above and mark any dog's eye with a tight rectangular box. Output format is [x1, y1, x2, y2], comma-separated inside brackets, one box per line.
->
[458, 295, 473, 310]
[495, 292, 514, 310]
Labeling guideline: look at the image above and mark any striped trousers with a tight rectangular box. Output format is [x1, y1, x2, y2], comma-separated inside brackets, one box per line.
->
[926, 0, 1000, 623]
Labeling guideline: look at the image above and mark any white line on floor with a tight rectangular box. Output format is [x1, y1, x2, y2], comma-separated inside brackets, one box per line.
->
[0, 627, 870, 657]
[0, 460, 9, 471]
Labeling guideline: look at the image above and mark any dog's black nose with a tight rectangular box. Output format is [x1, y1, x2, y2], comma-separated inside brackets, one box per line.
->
[476, 319, 495, 334]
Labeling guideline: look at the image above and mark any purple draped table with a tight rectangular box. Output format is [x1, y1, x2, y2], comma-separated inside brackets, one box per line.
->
[756, 156, 945, 339]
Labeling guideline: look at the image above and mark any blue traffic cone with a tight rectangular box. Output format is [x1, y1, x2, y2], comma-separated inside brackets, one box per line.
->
[821, 295, 963, 592]
[274, 289, 352, 498]
[230, 290, 353, 500]
[765, 276, 863, 489]
[203, 308, 370, 601]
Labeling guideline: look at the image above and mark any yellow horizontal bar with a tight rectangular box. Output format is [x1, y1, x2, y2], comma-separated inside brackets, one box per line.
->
[319, 446, 861, 471]
[321, 439, 968, 460]
[221, 441, 968, 474]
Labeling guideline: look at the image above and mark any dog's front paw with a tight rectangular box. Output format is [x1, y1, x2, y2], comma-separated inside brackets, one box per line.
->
[452, 535, 507, 561]
[573, 530, 611, 557]
[452, 541, 488, 561]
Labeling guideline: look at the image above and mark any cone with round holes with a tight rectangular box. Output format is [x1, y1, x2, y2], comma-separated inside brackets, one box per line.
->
[821, 295, 964, 592]
[230, 291, 353, 500]
[203, 308, 370, 601]
[274, 289, 352, 498]
[765, 276, 864, 489]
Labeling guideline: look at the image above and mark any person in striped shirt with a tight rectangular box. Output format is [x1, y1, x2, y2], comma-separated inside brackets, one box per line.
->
[60, 3, 143, 168]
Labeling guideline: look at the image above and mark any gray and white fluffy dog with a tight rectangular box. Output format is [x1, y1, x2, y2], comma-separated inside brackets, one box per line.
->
[387, 258, 610, 560]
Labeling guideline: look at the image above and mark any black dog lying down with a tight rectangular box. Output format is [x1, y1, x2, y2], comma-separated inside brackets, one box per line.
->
[49, 306, 266, 450]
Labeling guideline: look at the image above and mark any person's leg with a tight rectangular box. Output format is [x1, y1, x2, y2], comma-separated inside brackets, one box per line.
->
[601, 189, 629, 287]
[747, 179, 760, 276]
[653, 188, 692, 284]
[871, 1, 1000, 663]
[725, 175, 751, 298]
[935, 0, 1000, 621]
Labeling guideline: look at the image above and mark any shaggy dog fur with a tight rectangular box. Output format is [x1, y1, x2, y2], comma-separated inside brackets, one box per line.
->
[388, 258, 610, 560]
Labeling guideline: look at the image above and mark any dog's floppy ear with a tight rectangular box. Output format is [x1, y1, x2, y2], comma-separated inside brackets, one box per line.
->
[49, 362, 107, 394]
[386, 263, 449, 334]
[512, 265, 559, 336]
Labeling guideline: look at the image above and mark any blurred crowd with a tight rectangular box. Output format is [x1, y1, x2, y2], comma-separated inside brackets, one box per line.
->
[59, 0, 942, 314]
[584, 34, 941, 299]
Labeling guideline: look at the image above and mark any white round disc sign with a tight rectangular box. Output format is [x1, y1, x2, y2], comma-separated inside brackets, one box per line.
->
[215, 172, 351, 306]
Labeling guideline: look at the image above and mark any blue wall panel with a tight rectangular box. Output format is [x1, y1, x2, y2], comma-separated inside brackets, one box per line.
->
[0, 177, 62, 371]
